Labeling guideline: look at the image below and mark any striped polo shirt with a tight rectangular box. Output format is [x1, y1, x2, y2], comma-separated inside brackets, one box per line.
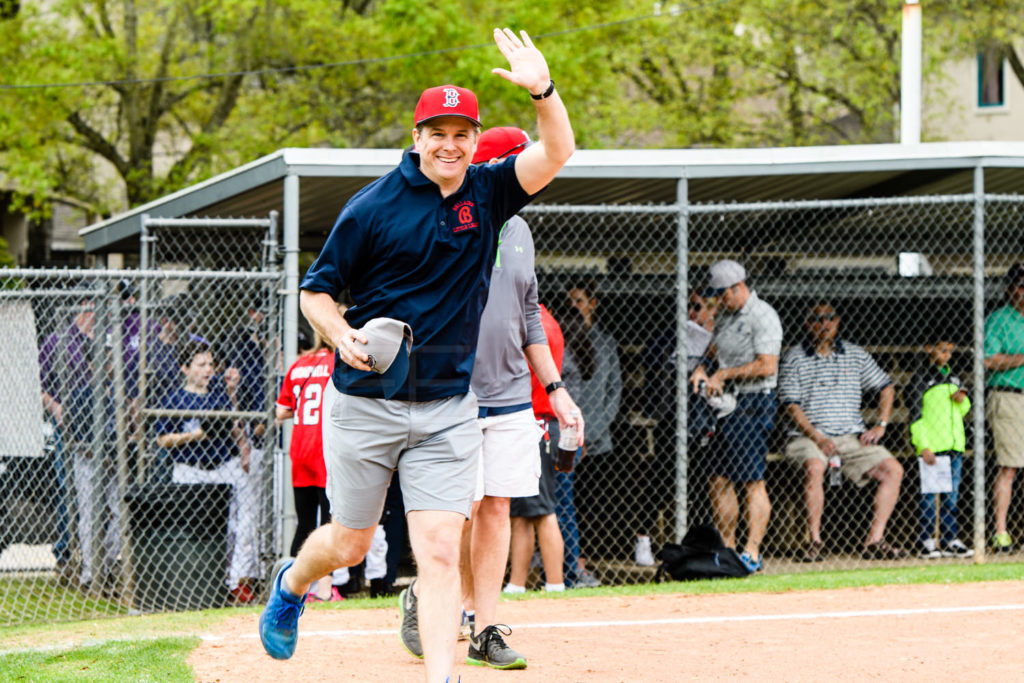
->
[778, 339, 892, 436]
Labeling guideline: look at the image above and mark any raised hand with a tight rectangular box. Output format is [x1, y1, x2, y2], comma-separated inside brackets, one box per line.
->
[491, 28, 550, 94]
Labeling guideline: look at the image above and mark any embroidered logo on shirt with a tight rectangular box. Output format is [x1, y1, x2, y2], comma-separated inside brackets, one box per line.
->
[452, 200, 479, 233]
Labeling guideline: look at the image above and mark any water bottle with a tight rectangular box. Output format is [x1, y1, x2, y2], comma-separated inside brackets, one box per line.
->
[556, 411, 581, 473]
[828, 455, 842, 487]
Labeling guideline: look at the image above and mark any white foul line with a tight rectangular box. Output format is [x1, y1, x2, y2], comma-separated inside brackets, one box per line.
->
[203, 602, 1024, 641]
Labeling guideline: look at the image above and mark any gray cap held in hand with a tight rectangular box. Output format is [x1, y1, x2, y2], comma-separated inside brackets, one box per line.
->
[359, 317, 413, 399]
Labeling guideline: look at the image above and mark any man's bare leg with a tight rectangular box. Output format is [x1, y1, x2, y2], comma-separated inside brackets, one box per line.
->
[470, 495, 511, 633]
[283, 521, 376, 596]
[507, 516, 535, 588]
[407, 509, 465, 683]
[709, 476, 739, 548]
[535, 513, 564, 586]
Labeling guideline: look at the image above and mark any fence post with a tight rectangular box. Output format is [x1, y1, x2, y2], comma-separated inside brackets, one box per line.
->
[279, 175, 301, 559]
[674, 178, 689, 543]
[971, 165, 987, 563]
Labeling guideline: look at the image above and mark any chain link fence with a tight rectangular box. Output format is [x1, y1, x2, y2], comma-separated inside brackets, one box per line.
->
[0, 267, 282, 626]
[3, 192, 1024, 625]
[521, 193, 1024, 586]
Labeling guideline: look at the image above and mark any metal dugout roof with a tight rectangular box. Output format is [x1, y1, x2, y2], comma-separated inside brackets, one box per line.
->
[80, 141, 1024, 255]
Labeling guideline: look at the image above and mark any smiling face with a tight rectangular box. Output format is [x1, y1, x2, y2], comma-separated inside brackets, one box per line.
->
[412, 117, 479, 195]
[927, 341, 954, 367]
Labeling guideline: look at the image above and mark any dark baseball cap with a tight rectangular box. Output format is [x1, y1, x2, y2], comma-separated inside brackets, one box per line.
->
[414, 85, 481, 128]
[360, 318, 414, 399]
[1006, 263, 1024, 287]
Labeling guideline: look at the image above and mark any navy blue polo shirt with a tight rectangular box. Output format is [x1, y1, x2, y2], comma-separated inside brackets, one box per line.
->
[301, 151, 534, 402]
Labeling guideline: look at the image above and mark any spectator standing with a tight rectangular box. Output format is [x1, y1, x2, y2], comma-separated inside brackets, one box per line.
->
[507, 303, 569, 593]
[983, 263, 1024, 553]
[636, 291, 719, 566]
[690, 260, 781, 573]
[39, 290, 121, 592]
[257, 28, 574, 683]
[555, 303, 599, 587]
[905, 339, 973, 558]
[154, 340, 257, 602]
[778, 302, 906, 562]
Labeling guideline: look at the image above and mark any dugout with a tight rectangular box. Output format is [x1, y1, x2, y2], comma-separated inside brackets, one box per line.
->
[79, 142, 1024, 571]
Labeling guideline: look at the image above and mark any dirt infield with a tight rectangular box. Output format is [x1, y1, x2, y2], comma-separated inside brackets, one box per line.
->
[190, 581, 1024, 682]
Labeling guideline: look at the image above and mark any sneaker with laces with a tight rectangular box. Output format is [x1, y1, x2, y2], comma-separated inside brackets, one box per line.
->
[398, 579, 422, 659]
[739, 551, 763, 573]
[258, 559, 307, 660]
[991, 532, 1013, 554]
[634, 535, 655, 566]
[466, 624, 527, 670]
[918, 539, 942, 559]
[941, 539, 975, 558]
[458, 610, 475, 641]
[575, 568, 601, 588]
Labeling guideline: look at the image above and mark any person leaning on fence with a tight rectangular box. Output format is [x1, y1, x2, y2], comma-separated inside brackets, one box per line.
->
[257, 27, 574, 683]
[153, 339, 259, 603]
[778, 302, 907, 563]
[905, 338, 974, 559]
[689, 260, 781, 574]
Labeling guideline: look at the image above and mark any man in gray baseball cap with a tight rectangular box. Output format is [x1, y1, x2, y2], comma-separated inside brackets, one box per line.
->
[690, 259, 782, 574]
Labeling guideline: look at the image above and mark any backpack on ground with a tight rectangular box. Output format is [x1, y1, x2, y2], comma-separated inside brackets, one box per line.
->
[653, 523, 751, 582]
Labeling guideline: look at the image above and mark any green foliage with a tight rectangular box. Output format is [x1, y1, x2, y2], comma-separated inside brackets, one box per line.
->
[0, 0, 1001, 226]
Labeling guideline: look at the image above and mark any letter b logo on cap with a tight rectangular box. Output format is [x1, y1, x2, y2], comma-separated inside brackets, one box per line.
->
[443, 88, 460, 108]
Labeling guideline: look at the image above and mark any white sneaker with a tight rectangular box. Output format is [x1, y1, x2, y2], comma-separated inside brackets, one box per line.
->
[635, 535, 655, 566]
[918, 538, 941, 559]
[502, 583, 526, 594]
[941, 539, 975, 558]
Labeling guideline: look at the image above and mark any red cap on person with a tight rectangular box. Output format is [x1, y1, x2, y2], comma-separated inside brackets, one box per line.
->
[414, 85, 481, 127]
[471, 126, 532, 164]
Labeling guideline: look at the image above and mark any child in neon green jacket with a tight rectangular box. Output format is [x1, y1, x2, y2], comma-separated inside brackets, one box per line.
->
[905, 340, 973, 558]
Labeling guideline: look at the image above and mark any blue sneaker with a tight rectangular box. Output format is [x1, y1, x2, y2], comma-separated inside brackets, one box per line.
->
[739, 551, 763, 574]
[259, 559, 307, 660]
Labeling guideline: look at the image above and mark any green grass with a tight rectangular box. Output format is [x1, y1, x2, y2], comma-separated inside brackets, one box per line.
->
[0, 563, 1020, 681]
[0, 577, 129, 629]
[0, 636, 198, 682]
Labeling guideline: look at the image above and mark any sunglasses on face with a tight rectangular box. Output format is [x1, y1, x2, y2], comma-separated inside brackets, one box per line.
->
[811, 313, 837, 323]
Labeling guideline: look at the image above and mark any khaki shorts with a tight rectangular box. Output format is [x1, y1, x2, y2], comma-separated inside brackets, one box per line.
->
[785, 433, 892, 488]
[987, 390, 1024, 467]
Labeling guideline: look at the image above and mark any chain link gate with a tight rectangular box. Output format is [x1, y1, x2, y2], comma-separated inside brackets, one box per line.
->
[0, 216, 282, 626]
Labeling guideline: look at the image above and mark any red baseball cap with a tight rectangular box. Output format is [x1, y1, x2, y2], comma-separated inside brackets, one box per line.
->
[471, 126, 532, 164]
[414, 85, 481, 127]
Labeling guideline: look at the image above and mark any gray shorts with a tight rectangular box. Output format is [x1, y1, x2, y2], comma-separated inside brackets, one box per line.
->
[323, 381, 481, 528]
[784, 434, 892, 488]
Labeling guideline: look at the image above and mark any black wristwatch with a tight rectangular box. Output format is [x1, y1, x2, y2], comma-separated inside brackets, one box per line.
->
[530, 80, 556, 100]
[545, 380, 566, 394]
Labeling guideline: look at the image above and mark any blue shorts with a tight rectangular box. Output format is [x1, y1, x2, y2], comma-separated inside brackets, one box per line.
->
[711, 390, 775, 483]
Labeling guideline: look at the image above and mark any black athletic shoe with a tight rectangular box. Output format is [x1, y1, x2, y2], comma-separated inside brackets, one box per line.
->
[466, 624, 527, 670]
